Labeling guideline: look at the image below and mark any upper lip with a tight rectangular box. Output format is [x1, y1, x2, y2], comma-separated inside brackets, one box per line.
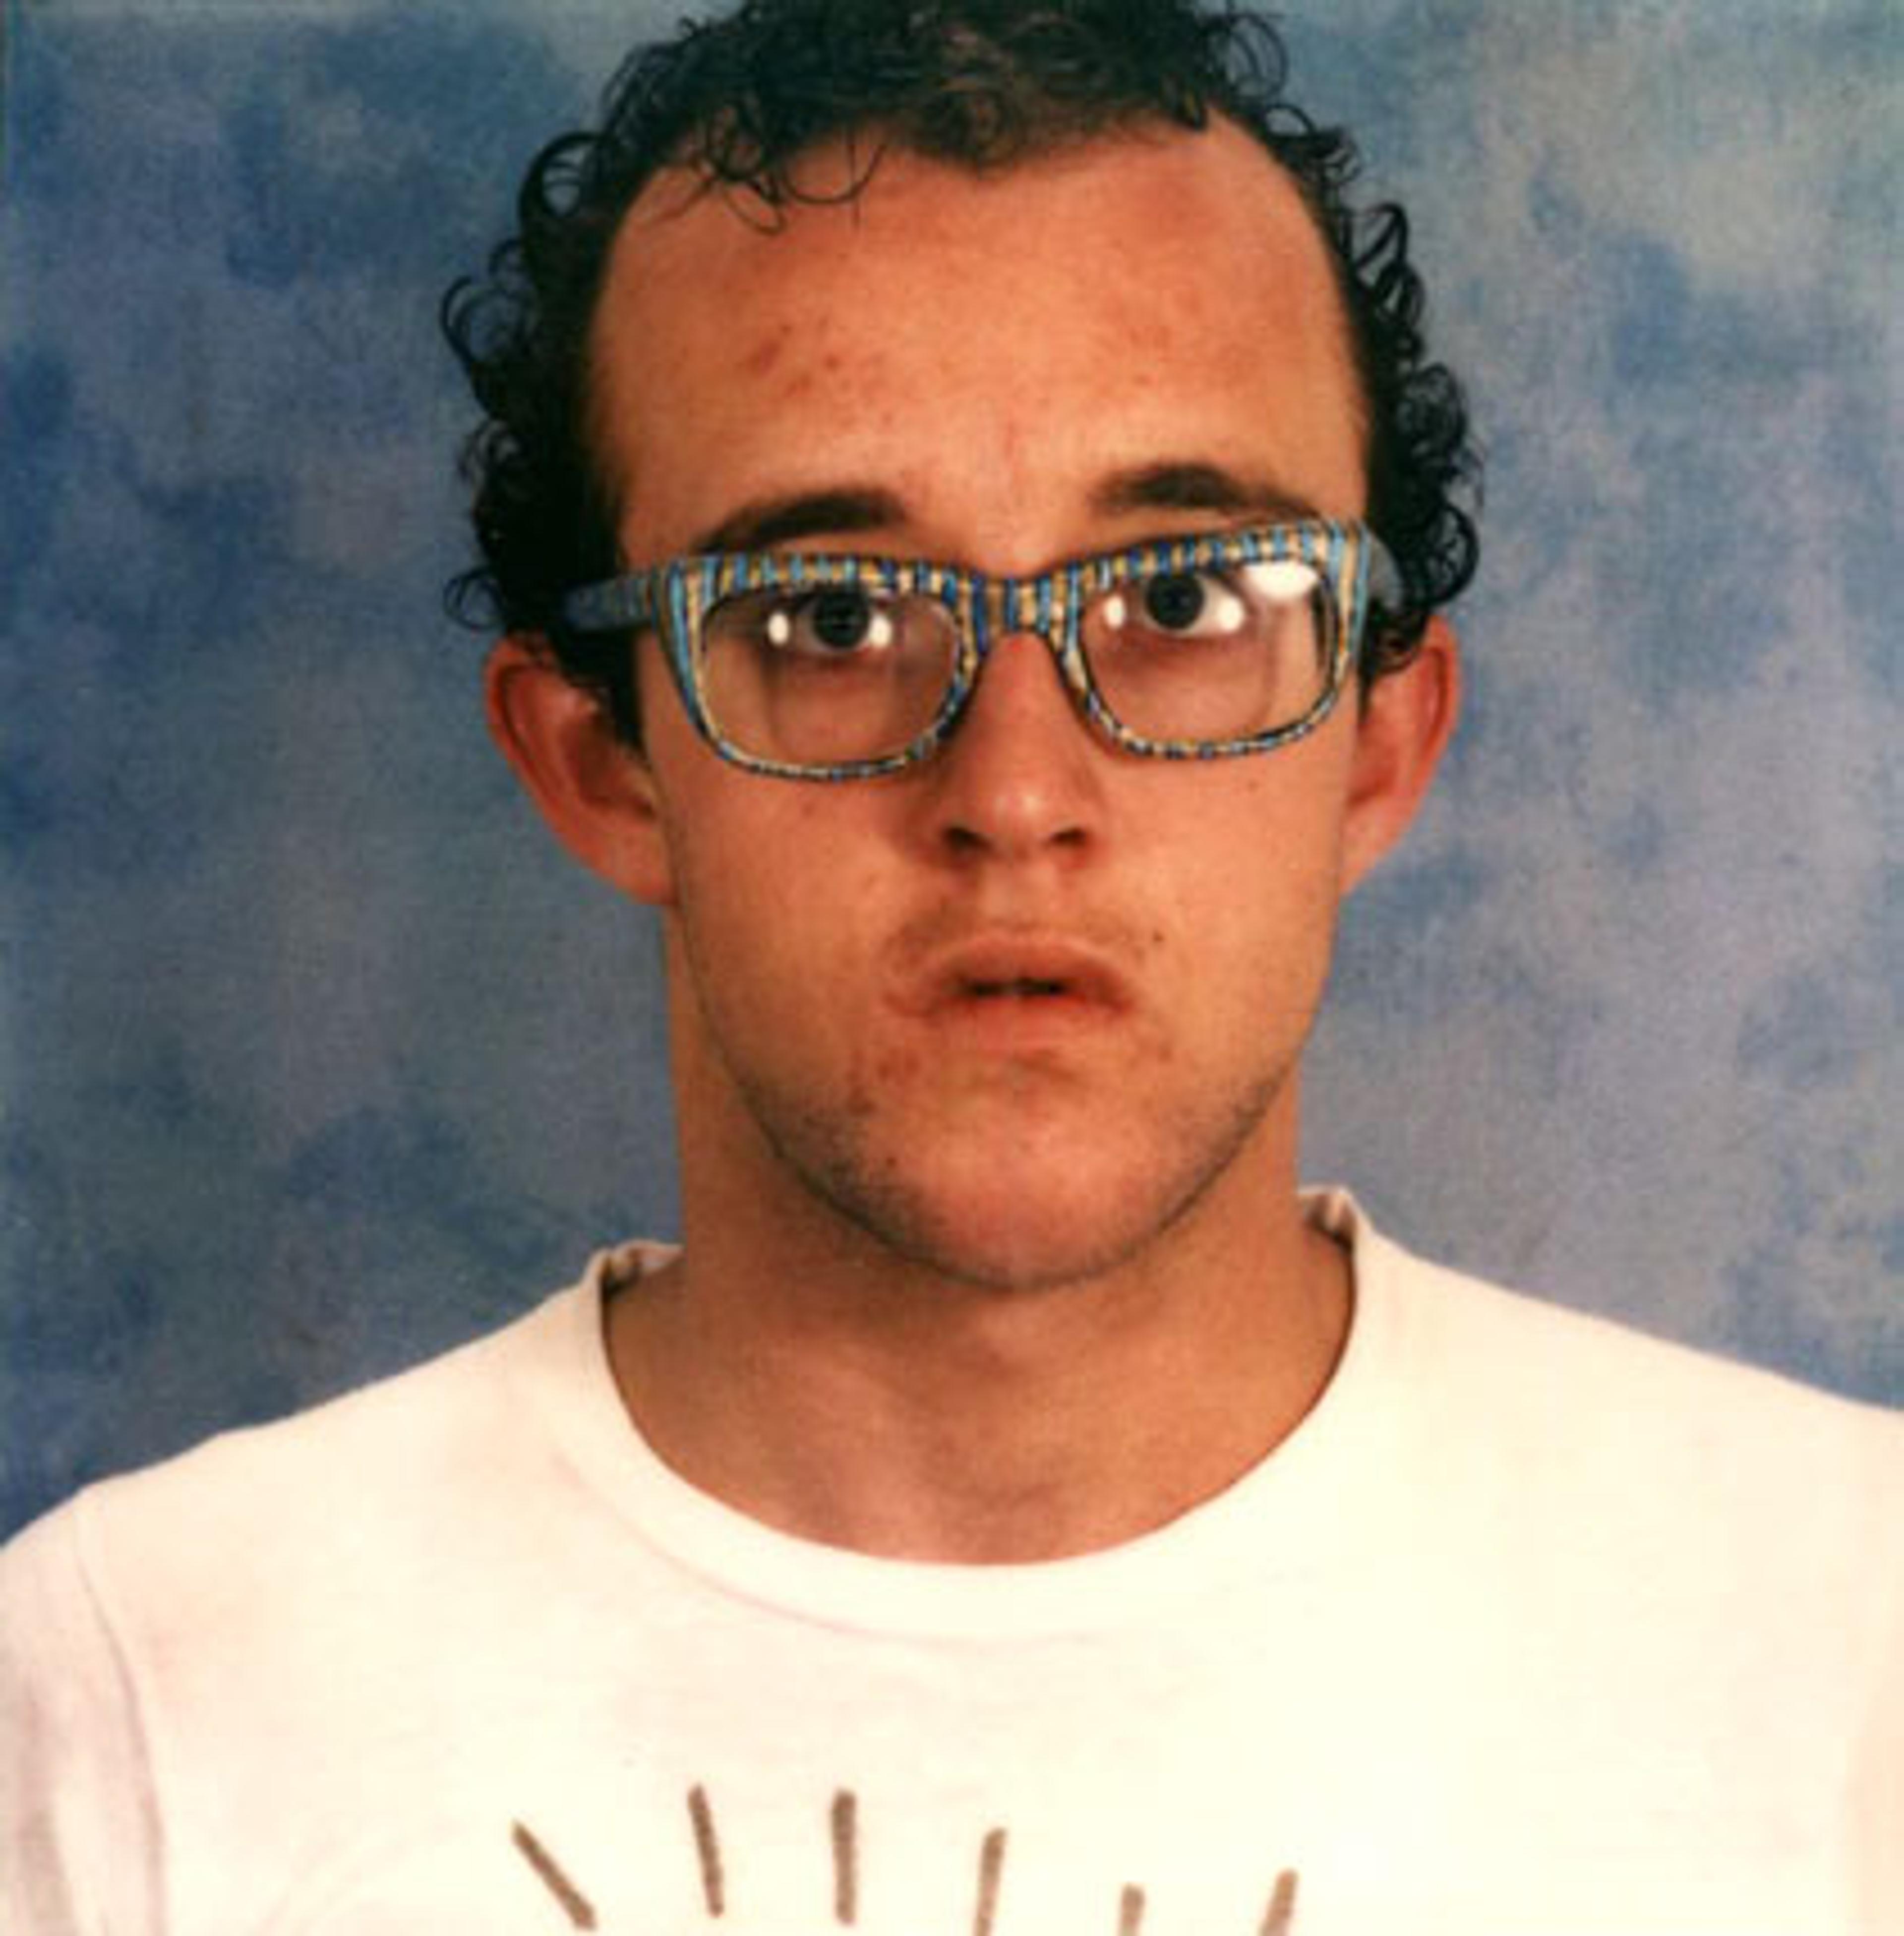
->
[893, 932, 1137, 1015]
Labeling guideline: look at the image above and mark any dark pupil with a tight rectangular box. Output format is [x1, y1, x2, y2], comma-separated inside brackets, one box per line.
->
[808, 587, 873, 651]
[1143, 572, 1205, 630]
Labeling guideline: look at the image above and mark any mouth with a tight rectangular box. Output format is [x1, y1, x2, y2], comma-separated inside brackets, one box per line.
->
[897, 936, 1135, 1025]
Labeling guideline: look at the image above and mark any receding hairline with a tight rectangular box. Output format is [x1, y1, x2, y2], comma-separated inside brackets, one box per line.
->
[580, 111, 1372, 555]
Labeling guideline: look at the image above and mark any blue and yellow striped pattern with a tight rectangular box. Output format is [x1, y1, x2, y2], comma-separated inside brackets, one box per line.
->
[561, 519, 1395, 780]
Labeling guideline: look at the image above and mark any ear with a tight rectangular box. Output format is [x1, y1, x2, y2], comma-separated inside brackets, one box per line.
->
[1340, 615, 1460, 893]
[484, 636, 677, 907]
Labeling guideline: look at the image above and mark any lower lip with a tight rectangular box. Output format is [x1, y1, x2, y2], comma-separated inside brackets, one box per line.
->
[925, 988, 1122, 1050]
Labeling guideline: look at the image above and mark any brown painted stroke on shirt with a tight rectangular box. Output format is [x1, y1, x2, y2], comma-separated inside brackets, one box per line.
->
[971, 1826, 1008, 1936]
[687, 1784, 726, 1916]
[509, 1819, 598, 1931]
[1261, 1867, 1301, 1934]
[831, 1787, 859, 1923]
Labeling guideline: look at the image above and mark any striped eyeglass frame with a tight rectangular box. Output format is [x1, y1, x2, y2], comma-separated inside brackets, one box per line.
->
[559, 519, 1398, 781]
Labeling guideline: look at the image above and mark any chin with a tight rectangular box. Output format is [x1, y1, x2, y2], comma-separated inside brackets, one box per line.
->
[819, 1152, 1220, 1296]
[733, 1044, 1291, 1294]
[897, 1221, 1149, 1296]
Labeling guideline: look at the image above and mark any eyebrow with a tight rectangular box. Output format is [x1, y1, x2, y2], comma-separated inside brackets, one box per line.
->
[691, 489, 906, 555]
[1088, 461, 1321, 525]
[688, 462, 1323, 558]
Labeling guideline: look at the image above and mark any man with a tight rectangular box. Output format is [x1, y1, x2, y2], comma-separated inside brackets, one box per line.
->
[3, 2, 1898, 1930]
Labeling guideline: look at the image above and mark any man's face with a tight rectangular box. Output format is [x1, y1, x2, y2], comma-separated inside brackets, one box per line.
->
[581, 121, 1410, 1290]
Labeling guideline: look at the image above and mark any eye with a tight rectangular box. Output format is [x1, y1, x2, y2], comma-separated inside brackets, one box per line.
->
[1107, 569, 1251, 641]
[762, 585, 899, 657]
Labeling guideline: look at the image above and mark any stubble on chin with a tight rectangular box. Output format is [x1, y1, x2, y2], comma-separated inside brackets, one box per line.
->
[721, 1038, 1292, 1296]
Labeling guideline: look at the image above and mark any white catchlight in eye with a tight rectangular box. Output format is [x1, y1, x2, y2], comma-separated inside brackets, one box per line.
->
[1254, 559, 1319, 607]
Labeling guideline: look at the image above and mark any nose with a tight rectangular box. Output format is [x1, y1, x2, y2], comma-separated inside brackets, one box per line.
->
[919, 629, 1106, 862]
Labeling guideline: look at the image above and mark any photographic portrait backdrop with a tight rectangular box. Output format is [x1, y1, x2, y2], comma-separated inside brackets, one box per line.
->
[3, 0, 1900, 1535]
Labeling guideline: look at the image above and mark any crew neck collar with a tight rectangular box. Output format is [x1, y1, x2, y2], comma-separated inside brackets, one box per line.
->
[522, 1190, 1409, 1640]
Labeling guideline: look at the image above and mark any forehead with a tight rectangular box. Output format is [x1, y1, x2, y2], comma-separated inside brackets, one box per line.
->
[589, 120, 1366, 562]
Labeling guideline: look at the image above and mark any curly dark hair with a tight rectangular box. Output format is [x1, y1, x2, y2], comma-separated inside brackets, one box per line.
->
[443, 0, 1480, 739]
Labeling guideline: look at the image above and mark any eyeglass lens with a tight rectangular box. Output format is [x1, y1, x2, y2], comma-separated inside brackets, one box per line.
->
[696, 558, 1338, 766]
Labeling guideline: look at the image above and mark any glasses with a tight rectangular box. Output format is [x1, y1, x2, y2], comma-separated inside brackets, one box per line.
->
[560, 520, 1397, 781]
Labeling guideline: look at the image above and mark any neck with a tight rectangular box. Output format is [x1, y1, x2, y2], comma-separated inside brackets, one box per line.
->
[604, 1103, 1351, 1564]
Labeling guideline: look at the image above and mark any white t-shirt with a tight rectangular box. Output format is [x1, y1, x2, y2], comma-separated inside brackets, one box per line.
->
[3, 1193, 1900, 1935]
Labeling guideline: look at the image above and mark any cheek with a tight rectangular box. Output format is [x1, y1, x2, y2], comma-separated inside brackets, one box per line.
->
[1157, 731, 1351, 881]
[1140, 756, 1353, 998]
[663, 790, 888, 1035]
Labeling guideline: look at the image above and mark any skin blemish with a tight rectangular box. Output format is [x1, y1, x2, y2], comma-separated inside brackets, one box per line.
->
[741, 328, 788, 378]
[509, 1820, 597, 1930]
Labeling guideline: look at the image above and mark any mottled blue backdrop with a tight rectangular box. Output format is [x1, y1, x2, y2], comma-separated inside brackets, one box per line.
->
[3, 0, 1900, 1535]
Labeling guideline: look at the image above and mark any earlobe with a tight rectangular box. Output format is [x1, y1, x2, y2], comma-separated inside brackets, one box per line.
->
[484, 636, 677, 906]
[1340, 615, 1461, 893]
